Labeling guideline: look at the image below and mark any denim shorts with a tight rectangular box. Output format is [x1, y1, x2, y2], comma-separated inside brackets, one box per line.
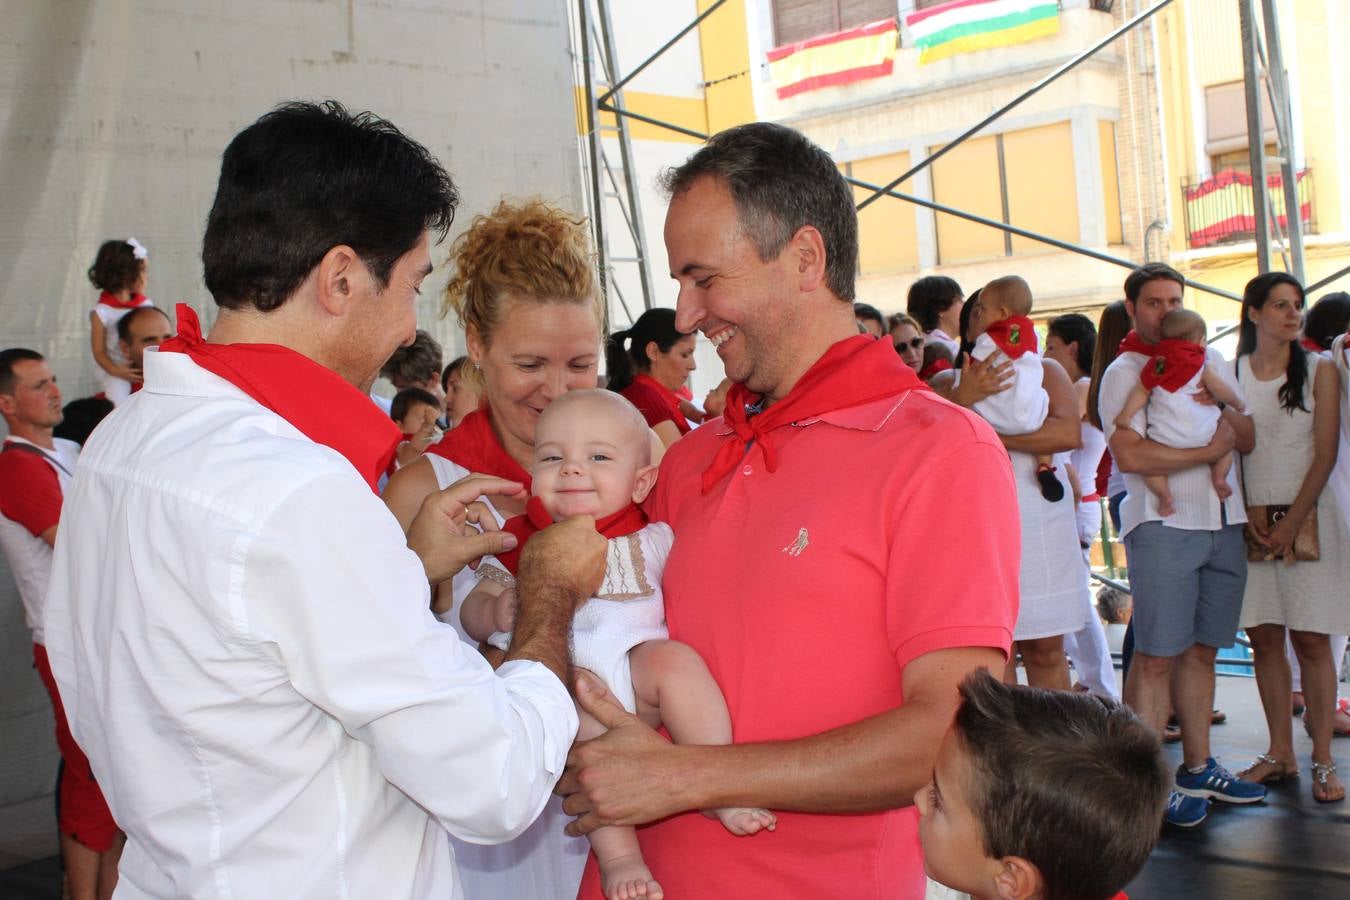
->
[1123, 521, 1247, 657]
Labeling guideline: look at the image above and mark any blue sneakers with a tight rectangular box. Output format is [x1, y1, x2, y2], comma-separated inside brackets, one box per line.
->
[1174, 758, 1268, 804]
[1164, 789, 1210, 828]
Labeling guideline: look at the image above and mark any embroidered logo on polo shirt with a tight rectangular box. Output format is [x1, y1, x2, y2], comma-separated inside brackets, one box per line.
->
[781, 528, 809, 557]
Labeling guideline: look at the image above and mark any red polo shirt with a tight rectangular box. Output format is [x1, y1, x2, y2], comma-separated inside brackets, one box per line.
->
[578, 387, 1020, 899]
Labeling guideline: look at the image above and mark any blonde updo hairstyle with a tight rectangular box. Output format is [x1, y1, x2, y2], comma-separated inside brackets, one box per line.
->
[442, 199, 602, 390]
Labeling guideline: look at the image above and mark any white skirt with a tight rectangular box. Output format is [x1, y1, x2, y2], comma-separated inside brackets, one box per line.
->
[1010, 450, 1092, 641]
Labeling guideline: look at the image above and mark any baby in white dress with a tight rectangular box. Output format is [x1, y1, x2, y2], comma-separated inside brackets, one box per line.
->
[969, 276, 1061, 501]
[461, 390, 775, 900]
[1113, 309, 1245, 516]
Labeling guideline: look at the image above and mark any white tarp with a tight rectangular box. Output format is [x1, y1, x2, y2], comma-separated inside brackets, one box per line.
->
[0, 0, 583, 866]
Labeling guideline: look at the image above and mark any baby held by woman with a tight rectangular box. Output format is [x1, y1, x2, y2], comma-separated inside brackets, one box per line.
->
[460, 390, 774, 900]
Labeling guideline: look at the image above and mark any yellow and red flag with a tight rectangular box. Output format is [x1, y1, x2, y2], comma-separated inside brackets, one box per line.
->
[767, 19, 898, 100]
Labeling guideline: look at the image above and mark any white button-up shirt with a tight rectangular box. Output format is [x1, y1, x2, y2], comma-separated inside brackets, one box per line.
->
[1098, 346, 1249, 538]
[43, 351, 578, 899]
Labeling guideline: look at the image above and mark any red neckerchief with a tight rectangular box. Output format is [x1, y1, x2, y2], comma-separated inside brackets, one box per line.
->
[1118, 330, 1154, 356]
[97, 291, 148, 310]
[918, 357, 953, 380]
[493, 496, 646, 576]
[1140, 339, 1207, 393]
[426, 407, 531, 491]
[633, 372, 691, 433]
[1301, 337, 1324, 353]
[984, 316, 1038, 359]
[157, 303, 401, 494]
[702, 334, 928, 494]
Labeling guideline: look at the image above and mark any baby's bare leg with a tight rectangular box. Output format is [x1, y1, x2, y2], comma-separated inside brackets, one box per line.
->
[576, 699, 664, 900]
[630, 640, 777, 836]
[1143, 474, 1175, 517]
[1210, 453, 1233, 501]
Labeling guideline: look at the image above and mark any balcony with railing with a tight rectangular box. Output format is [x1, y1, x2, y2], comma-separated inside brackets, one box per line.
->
[1181, 167, 1314, 250]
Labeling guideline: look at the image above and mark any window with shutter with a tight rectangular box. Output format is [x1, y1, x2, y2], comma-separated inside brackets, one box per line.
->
[773, 0, 898, 47]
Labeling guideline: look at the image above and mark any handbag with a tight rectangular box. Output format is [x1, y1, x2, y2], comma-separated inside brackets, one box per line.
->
[1242, 503, 1319, 562]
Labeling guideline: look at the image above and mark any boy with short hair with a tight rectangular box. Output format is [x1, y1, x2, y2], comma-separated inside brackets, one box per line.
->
[916, 670, 1169, 900]
[389, 386, 443, 468]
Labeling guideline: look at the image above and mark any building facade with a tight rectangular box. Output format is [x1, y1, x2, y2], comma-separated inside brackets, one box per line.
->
[581, 0, 1350, 349]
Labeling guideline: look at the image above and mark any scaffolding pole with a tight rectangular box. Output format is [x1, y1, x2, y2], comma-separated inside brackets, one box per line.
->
[857, 0, 1173, 210]
[1239, 0, 1273, 273]
[1308, 263, 1350, 295]
[1259, 0, 1306, 283]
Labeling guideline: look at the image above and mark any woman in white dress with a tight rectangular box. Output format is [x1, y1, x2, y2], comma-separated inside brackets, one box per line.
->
[1232, 273, 1347, 804]
[934, 303, 1088, 690]
[383, 200, 605, 898]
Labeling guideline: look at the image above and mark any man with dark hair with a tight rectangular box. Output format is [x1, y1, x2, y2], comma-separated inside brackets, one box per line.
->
[562, 121, 1020, 898]
[916, 670, 1168, 900]
[907, 275, 964, 355]
[0, 349, 123, 900]
[1097, 262, 1263, 828]
[43, 101, 605, 898]
[115, 305, 174, 378]
[853, 301, 886, 338]
[379, 328, 446, 415]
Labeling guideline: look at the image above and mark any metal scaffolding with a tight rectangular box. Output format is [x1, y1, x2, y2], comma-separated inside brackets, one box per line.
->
[574, 0, 1337, 321]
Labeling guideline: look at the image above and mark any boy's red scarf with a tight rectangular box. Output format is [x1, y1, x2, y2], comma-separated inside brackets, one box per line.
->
[702, 334, 927, 493]
[1140, 340, 1206, 393]
[1117, 330, 1154, 356]
[984, 315, 1038, 359]
[1301, 337, 1324, 353]
[493, 496, 646, 576]
[157, 304, 401, 494]
[97, 290, 148, 310]
[632, 372, 690, 433]
[425, 408, 532, 491]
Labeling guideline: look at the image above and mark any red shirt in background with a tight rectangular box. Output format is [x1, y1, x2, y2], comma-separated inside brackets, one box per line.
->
[620, 373, 691, 435]
[578, 387, 1020, 899]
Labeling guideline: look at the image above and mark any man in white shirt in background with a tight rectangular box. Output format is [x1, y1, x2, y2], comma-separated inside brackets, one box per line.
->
[43, 100, 604, 899]
[1098, 262, 1265, 829]
[0, 349, 123, 900]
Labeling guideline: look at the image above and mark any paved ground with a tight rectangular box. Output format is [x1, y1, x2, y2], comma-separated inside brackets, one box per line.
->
[1127, 674, 1350, 897]
[3, 674, 1347, 899]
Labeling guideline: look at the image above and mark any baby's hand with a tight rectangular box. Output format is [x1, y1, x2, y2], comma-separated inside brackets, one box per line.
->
[492, 588, 519, 634]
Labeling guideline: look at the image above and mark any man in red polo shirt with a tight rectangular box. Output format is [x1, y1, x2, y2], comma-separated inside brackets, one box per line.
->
[561, 123, 1020, 898]
[0, 349, 122, 900]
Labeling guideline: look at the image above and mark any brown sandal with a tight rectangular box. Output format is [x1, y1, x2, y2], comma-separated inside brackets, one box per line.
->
[1237, 754, 1299, 784]
[1311, 762, 1344, 803]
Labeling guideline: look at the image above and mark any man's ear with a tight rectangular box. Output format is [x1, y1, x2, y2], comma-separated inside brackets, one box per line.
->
[631, 463, 660, 504]
[314, 245, 363, 317]
[0, 394, 15, 418]
[992, 856, 1042, 900]
[787, 225, 828, 294]
[118, 339, 131, 359]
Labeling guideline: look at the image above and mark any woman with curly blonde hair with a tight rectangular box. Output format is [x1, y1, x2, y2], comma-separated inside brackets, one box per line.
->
[383, 199, 604, 899]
